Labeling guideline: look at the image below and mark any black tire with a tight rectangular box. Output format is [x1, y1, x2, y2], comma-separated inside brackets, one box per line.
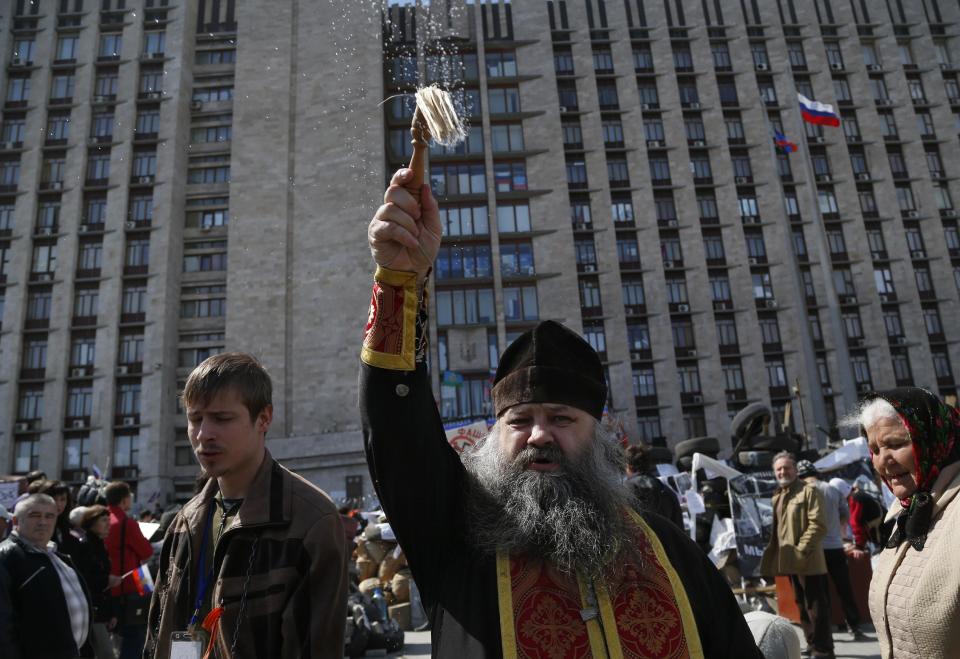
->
[674, 436, 720, 460]
[744, 434, 800, 453]
[676, 455, 694, 472]
[647, 446, 674, 464]
[730, 403, 771, 442]
[734, 450, 776, 470]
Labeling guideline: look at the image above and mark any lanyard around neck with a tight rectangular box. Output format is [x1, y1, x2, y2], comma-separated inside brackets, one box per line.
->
[189, 504, 217, 628]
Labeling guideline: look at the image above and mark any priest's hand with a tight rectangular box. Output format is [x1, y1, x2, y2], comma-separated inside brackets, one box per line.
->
[368, 168, 441, 285]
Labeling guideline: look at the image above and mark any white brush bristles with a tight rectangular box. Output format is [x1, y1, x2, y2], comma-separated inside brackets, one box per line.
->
[414, 84, 468, 147]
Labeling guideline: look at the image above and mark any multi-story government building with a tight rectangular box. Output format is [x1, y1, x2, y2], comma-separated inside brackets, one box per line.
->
[3, 0, 960, 505]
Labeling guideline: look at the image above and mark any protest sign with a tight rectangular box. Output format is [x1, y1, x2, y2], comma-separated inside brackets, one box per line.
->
[0, 480, 20, 511]
[728, 473, 778, 577]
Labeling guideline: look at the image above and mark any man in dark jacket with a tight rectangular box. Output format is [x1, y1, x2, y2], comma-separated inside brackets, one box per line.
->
[624, 444, 685, 528]
[144, 352, 348, 658]
[361, 168, 761, 657]
[0, 493, 92, 658]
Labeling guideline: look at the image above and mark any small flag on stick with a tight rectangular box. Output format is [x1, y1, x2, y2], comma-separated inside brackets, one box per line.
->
[128, 564, 154, 596]
[774, 131, 798, 154]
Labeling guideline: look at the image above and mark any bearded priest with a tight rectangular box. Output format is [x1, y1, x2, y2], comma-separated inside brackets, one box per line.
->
[360, 168, 762, 658]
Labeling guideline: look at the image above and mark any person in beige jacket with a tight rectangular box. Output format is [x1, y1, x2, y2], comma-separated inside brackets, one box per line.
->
[853, 387, 960, 659]
[761, 452, 833, 658]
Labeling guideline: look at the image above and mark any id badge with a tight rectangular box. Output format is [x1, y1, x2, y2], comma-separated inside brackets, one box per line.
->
[170, 631, 203, 659]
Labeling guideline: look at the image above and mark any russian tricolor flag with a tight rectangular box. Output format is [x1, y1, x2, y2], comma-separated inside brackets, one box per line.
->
[798, 94, 840, 127]
[129, 564, 154, 596]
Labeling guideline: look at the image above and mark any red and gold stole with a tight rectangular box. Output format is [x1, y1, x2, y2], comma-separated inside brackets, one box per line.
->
[496, 511, 703, 659]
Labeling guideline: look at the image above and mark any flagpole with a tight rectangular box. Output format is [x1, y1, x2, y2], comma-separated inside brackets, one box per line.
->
[763, 122, 826, 448]
[788, 86, 859, 419]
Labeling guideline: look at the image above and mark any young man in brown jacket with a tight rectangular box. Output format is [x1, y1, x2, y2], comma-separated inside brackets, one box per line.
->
[144, 353, 348, 658]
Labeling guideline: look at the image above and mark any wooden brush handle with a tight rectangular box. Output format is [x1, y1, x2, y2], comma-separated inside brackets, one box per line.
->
[406, 136, 427, 203]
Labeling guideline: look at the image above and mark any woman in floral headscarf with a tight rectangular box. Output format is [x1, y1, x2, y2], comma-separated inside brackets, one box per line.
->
[852, 387, 960, 659]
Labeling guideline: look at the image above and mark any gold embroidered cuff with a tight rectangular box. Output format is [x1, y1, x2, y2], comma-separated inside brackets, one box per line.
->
[361, 266, 421, 371]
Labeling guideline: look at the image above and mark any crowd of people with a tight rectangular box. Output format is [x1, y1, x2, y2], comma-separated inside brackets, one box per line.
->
[0, 473, 168, 658]
[4, 166, 960, 659]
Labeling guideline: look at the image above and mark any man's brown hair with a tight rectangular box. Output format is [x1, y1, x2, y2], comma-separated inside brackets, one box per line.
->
[105, 481, 132, 506]
[181, 352, 272, 422]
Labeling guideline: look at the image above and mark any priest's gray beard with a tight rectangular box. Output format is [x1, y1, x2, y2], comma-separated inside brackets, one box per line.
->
[461, 422, 633, 579]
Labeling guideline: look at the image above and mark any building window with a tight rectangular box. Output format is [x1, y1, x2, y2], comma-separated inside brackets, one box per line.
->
[5, 77, 30, 103]
[192, 84, 233, 102]
[23, 338, 48, 370]
[634, 47, 654, 71]
[435, 288, 495, 326]
[430, 163, 486, 196]
[136, 109, 161, 136]
[440, 205, 488, 236]
[493, 162, 527, 192]
[122, 285, 148, 315]
[583, 323, 607, 355]
[54, 36, 76, 61]
[500, 242, 534, 277]
[46, 114, 70, 141]
[580, 279, 602, 309]
[436, 245, 492, 280]
[133, 152, 157, 178]
[63, 436, 90, 472]
[632, 368, 657, 397]
[17, 388, 43, 420]
[73, 287, 99, 319]
[621, 278, 645, 306]
[766, 359, 787, 388]
[678, 365, 701, 394]
[180, 297, 226, 318]
[14, 439, 40, 474]
[752, 272, 774, 299]
[119, 333, 145, 364]
[637, 83, 659, 107]
[143, 31, 166, 56]
[91, 113, 114, 138]
[187, 162, 230, 184]
[636, 415, 662, 442]
[50, 74, 76, 101]
[932, 350, 954, 381]
[711, 42, 731, 69]
[31, 244, 57, 274]
[95, 71, 119, 98]
[99, 34, 122, 59]
[874, 268, 896, 295]
[486, 50, 517, 78]
[114, 433, 140, 469]
[490, 124, 524, 152]
[66, 386, 94, 418]
[125, 239, 150, 268]
[665, 278, 688, 304]
[611, 197, 634, 223]
[71, 336, 96, 366]
[503, 286, 538, 321]
[627, 323, 650, 351]
[487, 87, 520, 114]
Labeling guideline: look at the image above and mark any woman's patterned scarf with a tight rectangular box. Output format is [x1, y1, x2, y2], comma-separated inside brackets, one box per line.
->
[863, 387, 960, 550]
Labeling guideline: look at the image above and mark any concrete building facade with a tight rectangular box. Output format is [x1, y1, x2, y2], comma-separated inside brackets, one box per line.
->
[3, 0, 960, 504]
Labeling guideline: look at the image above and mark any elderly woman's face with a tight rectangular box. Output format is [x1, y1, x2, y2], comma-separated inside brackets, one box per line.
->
[867, 415, 917, 499]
